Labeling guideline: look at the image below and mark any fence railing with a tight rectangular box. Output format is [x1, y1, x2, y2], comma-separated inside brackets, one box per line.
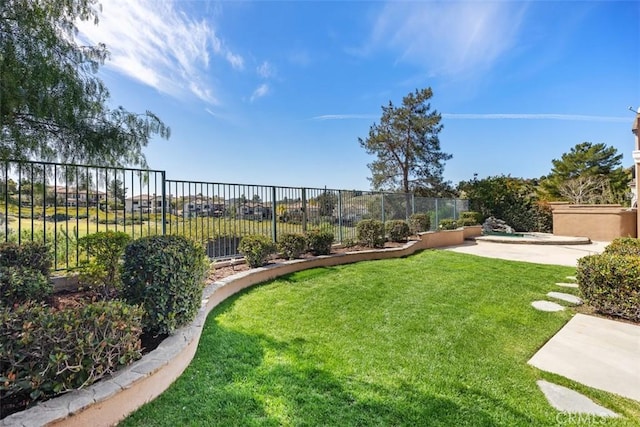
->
[1, 160, 468, 269]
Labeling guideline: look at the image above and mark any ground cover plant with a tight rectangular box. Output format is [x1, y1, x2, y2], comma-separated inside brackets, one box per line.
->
[122, 251, 640, 426]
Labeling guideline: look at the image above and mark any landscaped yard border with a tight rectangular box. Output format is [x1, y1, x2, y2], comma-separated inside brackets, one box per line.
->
[0, 227, 476, 427]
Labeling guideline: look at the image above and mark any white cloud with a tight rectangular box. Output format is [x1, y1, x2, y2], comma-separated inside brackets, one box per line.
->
[76, 0, 244, 104]
[257, 61, 276, 79]
[442, 113, 630, 123]
[250, 84, 270, 103]
[365, 2, 528, 76]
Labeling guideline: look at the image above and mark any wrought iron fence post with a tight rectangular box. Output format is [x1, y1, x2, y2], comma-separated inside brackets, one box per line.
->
[435, 198, 439, 231]
[161, 171, 167, 236]
[411, 193, 415, 217]
[381, 192, 385, 223]
[302, 188, 307, 233]
[271, 186, 277, 243]
[337, 190, 343, 243]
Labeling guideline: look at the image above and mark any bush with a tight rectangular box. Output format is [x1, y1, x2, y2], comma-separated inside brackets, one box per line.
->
[409, 213, 431, 234]
[603, 237, 640, 257]
[0, 266, 51, 307]
[385, 220, 410, 242]
[121, 236, 209, 336]
[0, 241, 52, 277]
[306, 229, 334, 255]
[357, 219, 385, 248]
[459, 211, 482, 225]
[238, 234, 276, 268]
[0, 301, 142, 415]
[577, 254, 640, 323]
[277, 233, 307, 260]
[438, 219, 458, 230]
[78, 231, 131, 298]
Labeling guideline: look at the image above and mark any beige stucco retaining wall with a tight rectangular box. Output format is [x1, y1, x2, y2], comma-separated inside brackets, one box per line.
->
[2, 229, 470, 427]
[552, 206, 637, 241]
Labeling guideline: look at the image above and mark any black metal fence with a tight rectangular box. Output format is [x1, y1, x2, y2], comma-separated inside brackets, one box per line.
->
[1, 160, 468, 269]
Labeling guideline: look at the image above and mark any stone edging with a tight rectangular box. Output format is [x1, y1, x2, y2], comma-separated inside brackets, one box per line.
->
[2, 228, 473, 427]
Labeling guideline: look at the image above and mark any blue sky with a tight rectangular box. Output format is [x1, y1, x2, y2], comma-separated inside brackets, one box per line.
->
[78, 0, 640, 191]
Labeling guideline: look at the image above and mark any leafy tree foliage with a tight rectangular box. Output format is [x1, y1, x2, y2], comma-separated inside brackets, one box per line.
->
[458, 175, 552, 232]
[540, 142, 630, 204]
[0, 0, 170, 166]
[359, 88, 452, 194]
[314, 191, 337, 217]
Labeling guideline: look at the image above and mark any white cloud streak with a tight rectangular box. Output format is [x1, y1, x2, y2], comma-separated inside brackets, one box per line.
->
[77, 0, 244, 104]
[257, 61, 276, 79]
[250, 84, 270, 103]
[365, 2, 528, 76]
[314, 113, 630, 123]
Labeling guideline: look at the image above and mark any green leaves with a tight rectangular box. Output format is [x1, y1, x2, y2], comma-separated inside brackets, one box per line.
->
[0, 0, 169, 166]
[356, 219, 385, 248]
[238, 234, 276, 268]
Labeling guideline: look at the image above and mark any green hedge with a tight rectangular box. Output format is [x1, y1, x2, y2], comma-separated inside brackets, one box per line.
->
[277, 233, 307, 260]
[121, 236, 209, 335]
[577, 254, 640, 323]
[603, 237, 640, 257]
[438, 219, 458, 230]
[385, 220, 410, 242]
[0, 301, 143, 416]
[408, 213, 430, 234]
[357, 219, 385, 248]
[306, 229, 334, 256]
[239, 234, 276, 267]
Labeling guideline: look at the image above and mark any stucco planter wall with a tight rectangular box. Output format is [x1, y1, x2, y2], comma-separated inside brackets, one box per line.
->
[2, 229, 475, 427]
[552, 206, 637, 241]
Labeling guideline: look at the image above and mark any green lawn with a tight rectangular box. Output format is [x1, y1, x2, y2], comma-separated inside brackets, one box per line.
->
[121, 251, 640, 426]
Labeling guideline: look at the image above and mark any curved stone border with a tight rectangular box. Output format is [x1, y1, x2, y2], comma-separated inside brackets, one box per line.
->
[3, 229, 475, 427]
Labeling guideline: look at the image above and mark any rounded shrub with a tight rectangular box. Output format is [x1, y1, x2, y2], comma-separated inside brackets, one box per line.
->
[0, 266, 51, 307]
[438, 219, 458, 230]
[238, 234, 276, 267]
[603, 237, 640, 257]
[277, 233, 307, 259]
[356, 219, 385, 248]
[78, 231, 131, 298]
[385, 220, 410, 242]
[409, 213, 430, 234]
[577, 253, 640, 323]
[121, 235, 209, 336]
[459, 211, 482, 225]
[306, 228, 334, 255]
[0, 300, 143, 416]
[0, 241, 52, 277]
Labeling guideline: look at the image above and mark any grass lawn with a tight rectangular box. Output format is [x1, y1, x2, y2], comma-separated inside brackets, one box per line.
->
[121, 251, 640, 426]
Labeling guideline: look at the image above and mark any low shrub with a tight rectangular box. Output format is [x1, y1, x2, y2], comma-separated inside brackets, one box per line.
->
[238, 234, 276, 267]
[357, 219, 385, 248]
[0, 241, 52, 277]
[0, 266, 51, 307]
[306, 229, 334, 255]
[576, 254, 640, 323]
[459, 211, 482, 225]
[438, 219, 458, 230]
[603, 237, 640, 257]
[78, 231, 131, 298]
[277, 233, 307, 260]
[121, 236, 209, 336]
[385, 220, 410, 242]
[409, 213, 431, 234]
[0, 300, 143, 416]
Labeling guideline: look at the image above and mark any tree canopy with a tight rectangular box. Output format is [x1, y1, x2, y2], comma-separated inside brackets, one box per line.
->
[0, 0, 170, 167]
[359, 88, 452, 195]
[540, 142, 630, 204]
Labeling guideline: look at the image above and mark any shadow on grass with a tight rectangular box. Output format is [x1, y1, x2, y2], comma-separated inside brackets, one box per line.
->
[123, 313, 537, 426]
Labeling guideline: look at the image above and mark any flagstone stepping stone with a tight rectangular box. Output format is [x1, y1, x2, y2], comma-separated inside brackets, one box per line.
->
[565, 276, 577, 281]
[555, 282, 579, 289]
[532, 301, 565, 312]
[536, 380, 618, 417]
[547, 292, 582, 305]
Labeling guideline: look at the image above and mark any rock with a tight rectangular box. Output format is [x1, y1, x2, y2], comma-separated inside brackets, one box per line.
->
[482, 216, 515, 234]
[532, 301, 565, 312]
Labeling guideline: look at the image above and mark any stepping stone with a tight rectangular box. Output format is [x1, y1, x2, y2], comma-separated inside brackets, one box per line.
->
[555, 282, 579, 289]
[532, 301, 565, 312]
[536, 380, 618, 417]
[547, 292, 582, 305]
[565, 276, 577, 282]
